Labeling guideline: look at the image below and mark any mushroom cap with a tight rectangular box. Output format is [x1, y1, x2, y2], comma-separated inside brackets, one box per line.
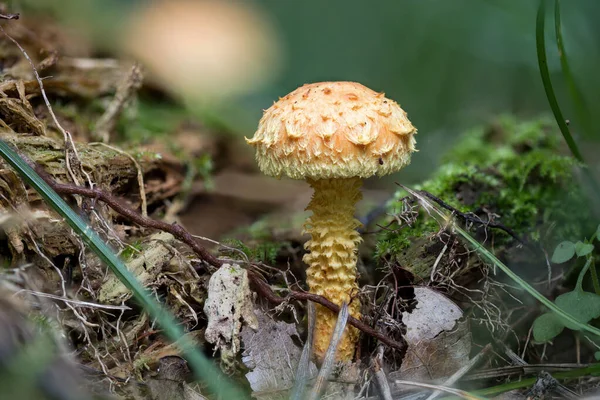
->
[246, 81, 417, 180]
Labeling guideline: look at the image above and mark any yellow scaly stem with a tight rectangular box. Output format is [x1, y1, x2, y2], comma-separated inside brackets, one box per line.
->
[303, 177, 362, 361]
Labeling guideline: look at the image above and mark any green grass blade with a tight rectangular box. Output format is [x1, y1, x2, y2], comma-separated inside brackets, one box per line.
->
[438, 364, 600, 398]
[403, 186, 600, 339]
[536, 0, 585, 163]
[554, 0, 594, 139]
[0, 140, 246, 398]
[454, 224, 600, 337]
[470, 363, 600, 397]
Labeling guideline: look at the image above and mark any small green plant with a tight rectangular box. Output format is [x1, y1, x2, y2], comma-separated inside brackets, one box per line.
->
[194, 152, 214, 191]
[533, 224, 600, 342]
[120, 240, 144, 261]
[223, 238, 284, 265]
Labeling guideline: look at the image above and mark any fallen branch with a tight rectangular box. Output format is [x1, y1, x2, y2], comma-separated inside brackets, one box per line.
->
[248, 270, 406, 352]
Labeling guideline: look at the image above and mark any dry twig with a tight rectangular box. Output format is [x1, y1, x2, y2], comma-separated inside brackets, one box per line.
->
[93, 63, 144, 142]
[16, 289, 131, 311]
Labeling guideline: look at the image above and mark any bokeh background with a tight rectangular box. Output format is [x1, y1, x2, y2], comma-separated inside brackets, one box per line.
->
[12, 0, 600, 183]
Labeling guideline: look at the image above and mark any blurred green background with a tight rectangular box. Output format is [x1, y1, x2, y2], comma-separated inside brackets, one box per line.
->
[12, 0, 600, 182]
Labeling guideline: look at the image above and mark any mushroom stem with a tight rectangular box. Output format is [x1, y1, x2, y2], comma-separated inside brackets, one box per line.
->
[303, 177, 362, 361]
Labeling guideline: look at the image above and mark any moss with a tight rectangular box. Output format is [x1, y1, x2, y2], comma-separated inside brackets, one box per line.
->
[223, 238, 285, 265]
[375, 218, 431, 258]
[192, 152, 214, 191]
[121, 240, 144, 261]
[377, 116, 592, 277]
[116, 97, 191, 144]
[133, 355, 152, 378]
[222, 214, 305, 265]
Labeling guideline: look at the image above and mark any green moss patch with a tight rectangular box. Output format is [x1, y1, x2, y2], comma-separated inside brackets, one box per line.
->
[377, 116, 592, 278]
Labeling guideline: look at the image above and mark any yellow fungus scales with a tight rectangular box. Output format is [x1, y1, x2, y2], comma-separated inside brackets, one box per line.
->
[246, 81, 417, 361]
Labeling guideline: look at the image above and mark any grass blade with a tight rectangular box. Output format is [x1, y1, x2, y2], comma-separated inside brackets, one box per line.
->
[403, 185, 600, 339]
[291, 301, 316, 400]
[536, 0, 584, 163]
[554, 0, 594, 139]
[469, 363, 600, 397]
[0, 140, 245, 398]
[307, 302, 350, 400]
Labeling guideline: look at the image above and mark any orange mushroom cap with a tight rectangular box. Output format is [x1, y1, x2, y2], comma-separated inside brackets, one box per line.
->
[246, 81, 417, 180]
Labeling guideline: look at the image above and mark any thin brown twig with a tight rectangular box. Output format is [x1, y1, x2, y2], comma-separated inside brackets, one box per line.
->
[247, 270, 405, 351]
[93, 63, 144, 143]
[17, 154, 406, 352]
[21, 155, 223, 267]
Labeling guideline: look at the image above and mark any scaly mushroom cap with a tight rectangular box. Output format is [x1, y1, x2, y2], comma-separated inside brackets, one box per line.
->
[246, 81, 417, 180]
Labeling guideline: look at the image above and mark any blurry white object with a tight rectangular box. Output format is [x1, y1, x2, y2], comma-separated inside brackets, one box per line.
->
[125, 0, 281, 102]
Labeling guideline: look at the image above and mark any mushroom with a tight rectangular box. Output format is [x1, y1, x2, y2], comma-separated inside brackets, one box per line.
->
[246, 81, 417, 361]
[124, 0, 281, 102]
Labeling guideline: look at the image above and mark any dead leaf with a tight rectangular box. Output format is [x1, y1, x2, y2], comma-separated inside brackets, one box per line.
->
[393, 287, 471, 382]
[204, 263, 258, 368]
[241, 308, 317, 399]
[145, 356, 208, 400]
